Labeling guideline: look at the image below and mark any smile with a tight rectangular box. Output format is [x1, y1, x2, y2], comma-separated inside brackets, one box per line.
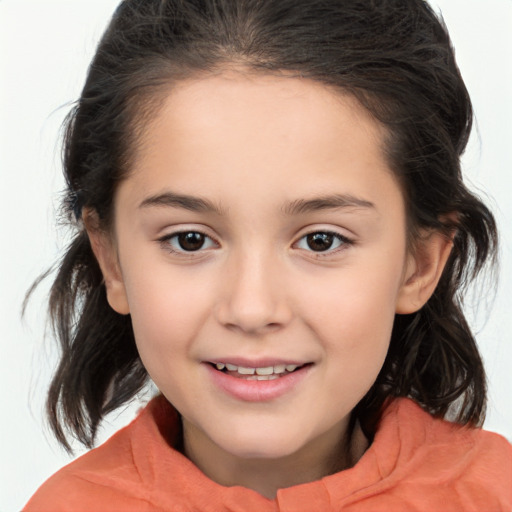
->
[211, 362, 304, 380]
[205, 361, 313, 402]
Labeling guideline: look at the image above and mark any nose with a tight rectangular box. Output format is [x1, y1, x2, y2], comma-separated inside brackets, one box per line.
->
[214, 250, 293, 335]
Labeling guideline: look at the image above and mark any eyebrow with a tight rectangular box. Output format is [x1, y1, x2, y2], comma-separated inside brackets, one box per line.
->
[139, 191, 375, 216]
[139, 191, 226, 215]
[282, 194, 375, 215]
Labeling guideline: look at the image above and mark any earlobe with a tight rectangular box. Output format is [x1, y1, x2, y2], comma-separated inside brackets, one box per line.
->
[395, 229, 454, 314]
[83, 209, 130, 315]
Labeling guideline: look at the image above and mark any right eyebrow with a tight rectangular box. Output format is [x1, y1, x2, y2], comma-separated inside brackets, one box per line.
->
[138, 191, 226, 215]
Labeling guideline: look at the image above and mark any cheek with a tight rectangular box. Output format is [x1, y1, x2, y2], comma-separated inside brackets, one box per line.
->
[122, 264, 213, 365]
[306, 263, 399, 327]
[299, 259, 403, 370]
[311, 285, 396, 408]
[124, 273, 212, 406]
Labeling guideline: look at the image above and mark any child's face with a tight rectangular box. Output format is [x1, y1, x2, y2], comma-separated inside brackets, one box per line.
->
[98, 73, 434, 465]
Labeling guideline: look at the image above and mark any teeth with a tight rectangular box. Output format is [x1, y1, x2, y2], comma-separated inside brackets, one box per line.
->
[255, 366, 274, 376]
[214, 362, 302, 375]
[238, 366, 256, 375]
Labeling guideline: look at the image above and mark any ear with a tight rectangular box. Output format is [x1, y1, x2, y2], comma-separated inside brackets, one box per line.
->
[83, 209, 130, 315]
[395, 229, 454, 314]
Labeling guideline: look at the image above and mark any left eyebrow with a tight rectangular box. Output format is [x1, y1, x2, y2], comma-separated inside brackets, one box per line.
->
[282, 194, 376, 215]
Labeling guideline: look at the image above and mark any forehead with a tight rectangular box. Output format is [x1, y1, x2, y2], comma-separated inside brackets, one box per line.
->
[138, 72, 385, 160]
[120, 72, 402, 215]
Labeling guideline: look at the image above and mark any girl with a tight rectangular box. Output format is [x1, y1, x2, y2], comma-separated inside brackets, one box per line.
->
[24, 0, 512, 510]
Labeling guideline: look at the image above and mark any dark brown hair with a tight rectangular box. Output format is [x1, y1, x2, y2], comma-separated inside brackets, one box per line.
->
[38, 0, 497, 451]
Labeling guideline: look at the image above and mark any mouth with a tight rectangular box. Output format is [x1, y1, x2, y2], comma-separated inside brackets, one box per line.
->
[205, 360, 313, 402]
[208, 362, 311, 381]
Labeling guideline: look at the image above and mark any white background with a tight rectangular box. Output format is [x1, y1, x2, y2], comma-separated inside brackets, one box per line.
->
[1, 1, 511, 510]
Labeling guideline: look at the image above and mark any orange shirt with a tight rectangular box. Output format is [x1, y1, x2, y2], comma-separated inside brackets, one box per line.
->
[24, 396, 512, 511]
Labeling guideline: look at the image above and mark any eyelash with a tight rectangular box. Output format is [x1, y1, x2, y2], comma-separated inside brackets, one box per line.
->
[158, 230, 218, 256]
[294, 231, 354, 257]
[157, 230, 354, 257]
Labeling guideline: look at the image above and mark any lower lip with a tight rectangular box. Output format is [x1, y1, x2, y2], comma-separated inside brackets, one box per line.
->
[205, 363, 312, 402]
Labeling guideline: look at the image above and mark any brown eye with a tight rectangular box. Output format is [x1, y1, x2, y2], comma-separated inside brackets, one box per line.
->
[177, 232, 206, 251]
[160, 231, 217, 254]
[295, 231, 352, 254]
[306, 233, 335, 252]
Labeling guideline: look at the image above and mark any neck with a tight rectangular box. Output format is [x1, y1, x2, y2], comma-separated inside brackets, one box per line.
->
[182, 418, 369, 499]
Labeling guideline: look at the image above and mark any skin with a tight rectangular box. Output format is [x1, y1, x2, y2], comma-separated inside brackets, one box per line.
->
[87, 72, 453, 499]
